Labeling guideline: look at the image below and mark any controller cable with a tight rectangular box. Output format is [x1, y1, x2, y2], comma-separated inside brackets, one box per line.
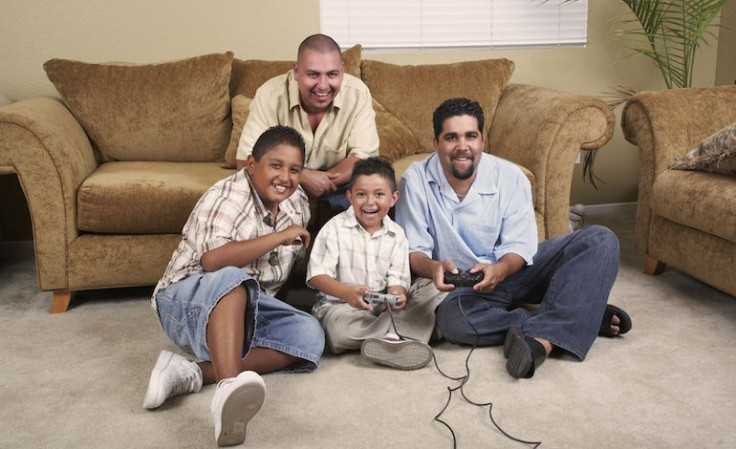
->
[384, 291, 542, 448]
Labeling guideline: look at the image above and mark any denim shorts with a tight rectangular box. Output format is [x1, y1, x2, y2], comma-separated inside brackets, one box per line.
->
[154, 266, 324, 372]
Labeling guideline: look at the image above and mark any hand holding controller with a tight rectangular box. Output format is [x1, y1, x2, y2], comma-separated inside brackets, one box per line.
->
[363, 291, 401, 316]
[363, 291, 401, 308]
[443, 270, 483, 287]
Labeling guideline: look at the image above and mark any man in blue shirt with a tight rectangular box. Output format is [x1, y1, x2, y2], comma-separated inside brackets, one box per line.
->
[395, 97, 631, 379]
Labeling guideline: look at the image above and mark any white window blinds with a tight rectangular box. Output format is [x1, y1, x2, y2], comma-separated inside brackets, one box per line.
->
[320, 0, 588, 50]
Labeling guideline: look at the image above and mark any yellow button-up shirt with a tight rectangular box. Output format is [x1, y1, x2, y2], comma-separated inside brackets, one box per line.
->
[236, 71, 379, 170]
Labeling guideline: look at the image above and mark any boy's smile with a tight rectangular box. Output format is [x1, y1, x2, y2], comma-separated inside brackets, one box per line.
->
[246, 143, 304, 215]
[346, 173, 399, 235]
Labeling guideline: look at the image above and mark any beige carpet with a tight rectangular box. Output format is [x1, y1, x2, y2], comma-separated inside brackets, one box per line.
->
[2, 205, 736, 448]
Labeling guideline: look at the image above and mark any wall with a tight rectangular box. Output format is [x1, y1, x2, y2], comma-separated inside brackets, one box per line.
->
[0, 1, 724, 238]
[716, 1, 736, 86]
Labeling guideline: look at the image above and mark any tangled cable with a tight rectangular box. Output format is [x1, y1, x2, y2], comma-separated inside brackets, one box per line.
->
[387, 292, 542, 448]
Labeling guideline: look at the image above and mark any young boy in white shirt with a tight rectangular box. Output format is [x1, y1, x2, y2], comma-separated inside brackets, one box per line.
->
[307, 156, 434, 370]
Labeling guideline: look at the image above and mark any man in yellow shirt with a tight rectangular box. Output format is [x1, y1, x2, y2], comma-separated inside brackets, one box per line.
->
[236, 34, 379, 211]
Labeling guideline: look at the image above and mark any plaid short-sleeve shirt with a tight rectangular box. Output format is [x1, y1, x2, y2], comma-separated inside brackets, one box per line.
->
[151, 170, 310, 315]
[306, 207, 410, 308]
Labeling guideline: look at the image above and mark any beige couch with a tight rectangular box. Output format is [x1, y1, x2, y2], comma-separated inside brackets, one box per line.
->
[622, 85, 736, 297]
[0, 46, 614, 313]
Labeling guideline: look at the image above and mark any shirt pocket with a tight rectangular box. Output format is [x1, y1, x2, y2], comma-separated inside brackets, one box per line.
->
[320, 127, 348, 156]
[281, 242, 307, 266]
[462, 222, 500, 259]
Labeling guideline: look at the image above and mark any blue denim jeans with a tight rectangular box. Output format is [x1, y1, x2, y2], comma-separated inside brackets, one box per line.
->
[435, 225, 619, 360]
[155, 266, 325, 372]
[322, 183, 350, 212]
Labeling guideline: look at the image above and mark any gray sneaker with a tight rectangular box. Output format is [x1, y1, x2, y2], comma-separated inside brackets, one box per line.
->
[361, 333, 433, 370]
[211, 371, 266, 447]
[143, 350, 202, 409]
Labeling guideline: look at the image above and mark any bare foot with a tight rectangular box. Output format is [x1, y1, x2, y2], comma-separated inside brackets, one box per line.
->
[533, 338, 553, 356]
[610, 315, 620, 335]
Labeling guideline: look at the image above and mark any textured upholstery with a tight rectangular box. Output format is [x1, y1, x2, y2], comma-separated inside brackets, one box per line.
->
[0, 50, 614, 310]
[622, 85, 736, 297]
[44, 53, 234, 162]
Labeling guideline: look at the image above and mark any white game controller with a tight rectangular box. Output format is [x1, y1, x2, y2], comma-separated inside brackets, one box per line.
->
[363, 291, 400, 315]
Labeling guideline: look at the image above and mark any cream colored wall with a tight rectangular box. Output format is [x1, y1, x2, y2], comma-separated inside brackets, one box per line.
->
[716, 2, 736, 86]
[0, 0, 721, 206]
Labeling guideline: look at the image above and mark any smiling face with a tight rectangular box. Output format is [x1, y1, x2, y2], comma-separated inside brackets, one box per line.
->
[293, 48, 344, 114]
[246, 143, 304, 214]
[346, 174, 399, 235]
[433, 114, 485, 183]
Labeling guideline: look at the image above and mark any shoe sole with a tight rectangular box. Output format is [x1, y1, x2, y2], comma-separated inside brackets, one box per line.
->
[142, 350, 175, 409]
[504, 327, 533, 379]
[215, 373, 266, 447]
[361, 338, 433, 370]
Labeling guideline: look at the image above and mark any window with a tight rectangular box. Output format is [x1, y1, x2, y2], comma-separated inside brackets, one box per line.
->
[320, 0, 588, 50]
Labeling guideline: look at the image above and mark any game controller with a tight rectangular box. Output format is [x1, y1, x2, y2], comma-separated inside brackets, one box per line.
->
[363, 291, 400, 308]
[443, 270, 483, 287]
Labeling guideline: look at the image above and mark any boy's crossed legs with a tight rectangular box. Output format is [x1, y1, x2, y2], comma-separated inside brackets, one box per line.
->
[315, 295, 437, 370]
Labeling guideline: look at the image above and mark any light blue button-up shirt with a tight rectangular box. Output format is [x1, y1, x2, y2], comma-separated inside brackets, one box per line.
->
[395, 153, 537, 271]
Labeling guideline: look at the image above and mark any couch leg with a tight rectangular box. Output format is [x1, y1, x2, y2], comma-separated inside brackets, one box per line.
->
[644, 256, 665, 276]
[50, 291, 72, 313]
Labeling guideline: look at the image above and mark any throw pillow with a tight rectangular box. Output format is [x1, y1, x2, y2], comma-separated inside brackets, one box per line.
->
[44, 52, 233, 162]
[373, 98, 422, 162]
[223, 95, 253, 168]
[360, 58, 515, 151]
[230, 44, 362, 98]
[669, 122, 736, 175]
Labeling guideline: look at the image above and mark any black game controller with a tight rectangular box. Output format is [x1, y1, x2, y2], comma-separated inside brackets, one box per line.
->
[443, 270, 483, 287]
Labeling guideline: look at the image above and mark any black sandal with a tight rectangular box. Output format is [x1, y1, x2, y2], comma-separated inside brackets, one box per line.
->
[599, 304, 632, 337]
[504, 326, 547, 379]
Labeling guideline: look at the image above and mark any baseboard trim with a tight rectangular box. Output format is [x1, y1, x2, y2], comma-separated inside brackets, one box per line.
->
[580, 202, 637, 217]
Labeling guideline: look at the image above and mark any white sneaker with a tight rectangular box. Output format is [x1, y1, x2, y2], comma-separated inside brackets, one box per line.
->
[211, 371, 266, 447]
[361, 333, 433, 370]
[142, 350, 202, 409]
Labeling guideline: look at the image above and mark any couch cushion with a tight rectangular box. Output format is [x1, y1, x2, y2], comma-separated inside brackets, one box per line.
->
[361, 59, 515, 153]
[669, 122, 736, 175]
[223, 95, 253, 168]
[230, 44, 362, 98]
[78, 162, 235, 234]
[651, 169, 736, 243]
[373, 98, 423, 162]
[44, 53, 233, 163]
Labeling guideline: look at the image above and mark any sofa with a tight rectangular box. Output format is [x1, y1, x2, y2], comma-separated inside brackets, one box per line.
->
[622, 85, 736, 297]
[0, 45, 614, 313]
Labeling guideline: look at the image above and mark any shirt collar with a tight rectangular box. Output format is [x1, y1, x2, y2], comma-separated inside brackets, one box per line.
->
[426, 152, 499, 200]
[342, 206, 395, 236]
[243, 170, 271, 223]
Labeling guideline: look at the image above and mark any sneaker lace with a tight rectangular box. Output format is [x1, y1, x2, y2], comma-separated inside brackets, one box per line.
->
[169, 361, 201, 396]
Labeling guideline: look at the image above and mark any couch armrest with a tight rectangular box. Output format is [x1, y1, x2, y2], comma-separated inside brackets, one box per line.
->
[621, 85, 736, 251]
[489, 83, 614, 239]
[0, 97, 97, 290]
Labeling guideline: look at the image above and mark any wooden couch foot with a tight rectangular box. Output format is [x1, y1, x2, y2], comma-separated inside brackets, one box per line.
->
[644, 256, 665, 276]
[50, 291, 72, 313]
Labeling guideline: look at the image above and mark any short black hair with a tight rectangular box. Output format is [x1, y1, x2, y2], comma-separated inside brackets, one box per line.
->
[252, 125, 306, 163]
[350, 156, 397, 192]
[298, 34, 341, 59]
[432, 98, 485, 140]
